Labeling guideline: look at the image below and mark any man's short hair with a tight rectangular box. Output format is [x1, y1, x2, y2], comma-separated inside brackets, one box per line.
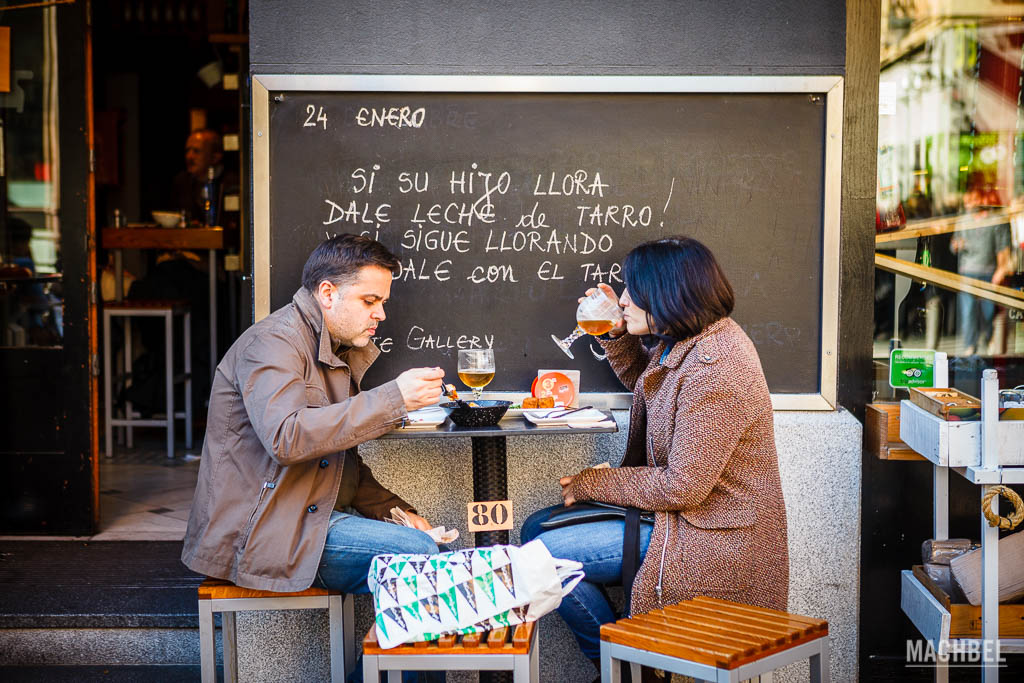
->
[191, 129, 223, 155]
[301, 234, 401, 292]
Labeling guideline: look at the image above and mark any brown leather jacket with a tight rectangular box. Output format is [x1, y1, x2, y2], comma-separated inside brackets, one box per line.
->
[573, 317, 789, 615]
[181, 288, 410, 591]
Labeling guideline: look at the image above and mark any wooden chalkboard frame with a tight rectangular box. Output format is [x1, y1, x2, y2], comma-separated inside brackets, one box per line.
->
[251, 75, 843, 411]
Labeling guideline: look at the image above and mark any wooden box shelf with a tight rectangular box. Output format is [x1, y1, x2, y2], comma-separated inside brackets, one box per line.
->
[912, 566, 1024, 638]
[865, 403, 925, 461]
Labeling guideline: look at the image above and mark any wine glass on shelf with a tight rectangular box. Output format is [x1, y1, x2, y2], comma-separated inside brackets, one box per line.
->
[457, 349, 495, 399]
[551, 289, 623, 359]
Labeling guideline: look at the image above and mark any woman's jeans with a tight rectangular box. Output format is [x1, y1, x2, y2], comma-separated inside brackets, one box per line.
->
[520, 504, 653, 660]
[314, 510, 443, 683]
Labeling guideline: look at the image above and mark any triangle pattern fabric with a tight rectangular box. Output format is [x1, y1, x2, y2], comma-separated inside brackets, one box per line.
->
[493, 563, 516, 599]
[474, 571, 497, 607]
[419, 594, 442, 624]
[383, 606, 407, 632]
[440, 586, 459, 622]
[456, 578, 478, 613]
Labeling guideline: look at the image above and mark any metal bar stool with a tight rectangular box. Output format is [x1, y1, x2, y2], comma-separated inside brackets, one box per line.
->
[599, 596, 829, 683]
[362, 622, 539, 682]
[103, 299, 192, 458]
[197, 578, 355, 683]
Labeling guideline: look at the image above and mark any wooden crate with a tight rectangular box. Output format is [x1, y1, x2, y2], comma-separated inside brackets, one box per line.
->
[865, 403, 925, 461]
[912, 565, 1024, 638]
[909, 387, 980, 421]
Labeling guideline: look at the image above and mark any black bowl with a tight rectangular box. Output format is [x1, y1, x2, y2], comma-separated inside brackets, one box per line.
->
[439, 400, 512, 427]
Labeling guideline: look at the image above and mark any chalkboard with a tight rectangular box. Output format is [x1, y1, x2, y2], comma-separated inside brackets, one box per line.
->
[259, 83, 833, 397]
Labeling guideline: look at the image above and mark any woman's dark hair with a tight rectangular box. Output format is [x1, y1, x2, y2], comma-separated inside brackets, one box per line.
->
[622, 236, 734, 340]
[301, 233, 401, 292]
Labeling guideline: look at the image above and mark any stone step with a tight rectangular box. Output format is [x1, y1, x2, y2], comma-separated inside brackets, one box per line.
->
[0, 664, 218, 682]
[0, 540, 213, 666]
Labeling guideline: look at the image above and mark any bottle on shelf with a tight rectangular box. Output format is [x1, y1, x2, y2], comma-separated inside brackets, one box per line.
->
[202, 166, 218, 227]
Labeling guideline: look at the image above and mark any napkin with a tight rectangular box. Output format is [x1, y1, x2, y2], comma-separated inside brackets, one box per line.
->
[387, 506, 460, 544]
[567, 419, 616, 429]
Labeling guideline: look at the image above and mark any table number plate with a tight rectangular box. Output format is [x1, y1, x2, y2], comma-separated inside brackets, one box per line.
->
[467, 500, 513, 532]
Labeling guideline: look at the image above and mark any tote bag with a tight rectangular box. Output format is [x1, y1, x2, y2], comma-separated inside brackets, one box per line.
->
[368, 539, 584, 649]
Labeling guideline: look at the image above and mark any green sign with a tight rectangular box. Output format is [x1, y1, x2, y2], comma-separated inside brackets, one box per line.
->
[889, 349, 936, 388]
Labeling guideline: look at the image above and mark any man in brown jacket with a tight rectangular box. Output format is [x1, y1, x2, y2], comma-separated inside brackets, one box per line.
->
[182, 234, 444, 594]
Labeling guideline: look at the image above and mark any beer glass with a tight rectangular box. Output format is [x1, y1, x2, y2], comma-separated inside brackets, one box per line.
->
[551, 290, 623, 359]
[457, 349, 495, 399]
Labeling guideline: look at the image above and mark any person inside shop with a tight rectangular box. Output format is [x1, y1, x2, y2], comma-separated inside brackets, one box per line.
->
[950, 182, 1015, 355]
[520, 237, 789, 682]
[182, 235, 447, 681]
[172, 128, 237, 225]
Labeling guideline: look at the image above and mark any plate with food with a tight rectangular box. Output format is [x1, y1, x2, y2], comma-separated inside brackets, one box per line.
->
[501, 396, 558, 419]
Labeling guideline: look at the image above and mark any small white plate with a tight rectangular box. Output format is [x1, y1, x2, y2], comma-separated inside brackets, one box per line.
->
[401, 407, 447, 428]
[523, 408, 607, 426]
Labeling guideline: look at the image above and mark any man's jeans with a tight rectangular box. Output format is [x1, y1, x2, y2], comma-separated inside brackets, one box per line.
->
[520, 504, 653, 660]
[314, 510, 443, 683]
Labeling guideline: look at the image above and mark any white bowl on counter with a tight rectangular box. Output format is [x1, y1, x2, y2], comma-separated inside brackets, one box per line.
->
[152, 211, 181, 228]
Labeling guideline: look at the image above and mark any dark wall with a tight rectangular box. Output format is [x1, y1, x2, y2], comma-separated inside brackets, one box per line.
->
[251, 0, 844, 75]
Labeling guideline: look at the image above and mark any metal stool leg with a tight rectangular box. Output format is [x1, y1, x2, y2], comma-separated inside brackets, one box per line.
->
[343, 594, 355, 676]
[124, 316, 134, 449]
[198, 600, 217, 683]
[630, 662, 641, 682]
[388, 671, 401, 683]
[223, 610, 238, 682]
[513, 651, 535, 682]
[530, 633, 540, 682]
[164, 310, 174, 458]
[103, 310, 113, 458]
[328, 594, 346, 682]
[810, 636, 830, 683]
[184, 310, 193, 450]
[600, 641, 621, 683]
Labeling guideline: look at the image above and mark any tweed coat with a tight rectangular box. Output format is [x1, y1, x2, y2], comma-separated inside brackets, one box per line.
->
[571, 317, 789, 615]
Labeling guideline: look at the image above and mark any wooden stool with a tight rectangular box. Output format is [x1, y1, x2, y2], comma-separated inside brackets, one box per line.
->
[103, 299, 193, 458]
[362, 622, 539, 682]
[599, 596, 829, 683]
[198, 578, 354, 683]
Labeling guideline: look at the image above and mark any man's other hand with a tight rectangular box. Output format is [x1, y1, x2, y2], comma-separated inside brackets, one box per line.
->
[405, 511, 433, 532]
[396, 367, 445, 411]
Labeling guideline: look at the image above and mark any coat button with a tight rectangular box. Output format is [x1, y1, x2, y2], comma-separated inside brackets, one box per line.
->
[319, 459, 329, 468]
[307, 504, 318, 513]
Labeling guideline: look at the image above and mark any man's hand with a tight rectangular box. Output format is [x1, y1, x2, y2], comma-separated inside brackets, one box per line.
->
[405, 511, 433, 532]
[396, 367, 445, 411]
[560, 475, 576, 507]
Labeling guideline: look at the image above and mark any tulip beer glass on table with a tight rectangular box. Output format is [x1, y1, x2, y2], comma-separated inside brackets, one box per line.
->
[457, 349, 495, 399]
[552, 289, 623, 359]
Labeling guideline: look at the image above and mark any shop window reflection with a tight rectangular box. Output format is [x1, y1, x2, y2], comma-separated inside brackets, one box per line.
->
[1, 7, 61, 348]
[875, 5, 1024, 397]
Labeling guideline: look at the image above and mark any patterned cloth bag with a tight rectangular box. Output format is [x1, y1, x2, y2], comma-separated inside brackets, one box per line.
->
[368, 539, 584, 649]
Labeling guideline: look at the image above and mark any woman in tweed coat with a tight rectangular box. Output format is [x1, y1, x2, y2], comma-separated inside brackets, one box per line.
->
[521, 237, 789, 670]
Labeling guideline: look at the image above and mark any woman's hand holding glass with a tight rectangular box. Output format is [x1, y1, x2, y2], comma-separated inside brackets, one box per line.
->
[551, 283, 625, 359]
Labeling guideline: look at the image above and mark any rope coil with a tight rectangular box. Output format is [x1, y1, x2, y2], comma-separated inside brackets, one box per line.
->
[982, 485, 1024, 530]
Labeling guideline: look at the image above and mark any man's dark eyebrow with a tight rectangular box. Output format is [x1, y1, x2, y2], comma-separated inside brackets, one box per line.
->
[361, 293, 386, 301]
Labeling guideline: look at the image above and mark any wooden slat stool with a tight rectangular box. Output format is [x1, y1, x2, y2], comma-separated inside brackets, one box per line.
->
[362, 622, 539, 682]
[599, 597, 829, 683]
[198, 578, 354, 683]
